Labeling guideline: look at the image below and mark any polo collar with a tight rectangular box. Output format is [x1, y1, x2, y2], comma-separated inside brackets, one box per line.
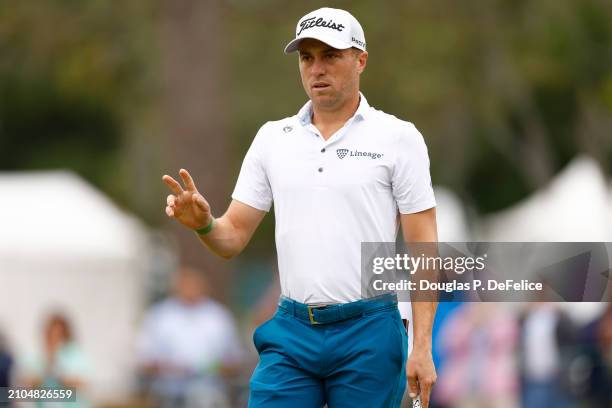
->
[297, 92, 371, 126]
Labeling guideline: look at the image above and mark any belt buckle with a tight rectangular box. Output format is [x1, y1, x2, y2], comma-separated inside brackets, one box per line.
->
[307, 305, 320, 325]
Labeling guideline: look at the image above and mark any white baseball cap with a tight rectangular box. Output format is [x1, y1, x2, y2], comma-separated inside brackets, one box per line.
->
[284, 7, 366, 54]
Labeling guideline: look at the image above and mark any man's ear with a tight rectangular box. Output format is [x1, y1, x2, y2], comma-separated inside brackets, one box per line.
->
[357, 51, 368, 74]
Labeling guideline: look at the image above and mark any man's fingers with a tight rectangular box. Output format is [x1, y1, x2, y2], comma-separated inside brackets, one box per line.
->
[407, 372, 419, 399]
[418, 377, 435, 408]
[162, 175, 184, 196]
[179, 168, 197, 192]
[165, 206, 174, 217]
[419, 385, 431, 408]
[419, 372, 436, 407]
[192, 193, 209, 212]
[167, 194, 175, 206]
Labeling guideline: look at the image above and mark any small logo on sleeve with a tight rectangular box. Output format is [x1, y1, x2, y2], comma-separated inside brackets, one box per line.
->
[336, 148, 383, 160]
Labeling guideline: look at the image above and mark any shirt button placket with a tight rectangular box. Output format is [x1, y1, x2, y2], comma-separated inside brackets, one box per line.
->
[317, 144, 327, 174]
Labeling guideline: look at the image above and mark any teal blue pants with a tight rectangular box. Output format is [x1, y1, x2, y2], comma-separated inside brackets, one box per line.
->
[248, 296, 407, 407]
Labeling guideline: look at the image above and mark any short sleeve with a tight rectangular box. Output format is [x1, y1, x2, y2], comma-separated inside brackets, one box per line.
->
[231, 123, 273, 211]
[392, 124, 436, 214]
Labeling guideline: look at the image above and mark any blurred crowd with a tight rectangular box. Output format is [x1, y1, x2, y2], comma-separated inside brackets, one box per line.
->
[430, 302, 612, 408]
[0, 266, 253, 408]
[1, 312, 91, 408]
[1, 272, 610, 408]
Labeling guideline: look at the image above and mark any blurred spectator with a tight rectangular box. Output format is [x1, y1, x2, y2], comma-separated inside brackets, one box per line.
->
[517, 303, 576, 408]
[429, 300, 464, 408]
[136, 266, 243, 408]
[0, 331, 13, 387]
[577, 303, 612, 407]
[592, 303, 612, 406]
[19, 312, 92, 408]
[434, 303, 518, 408]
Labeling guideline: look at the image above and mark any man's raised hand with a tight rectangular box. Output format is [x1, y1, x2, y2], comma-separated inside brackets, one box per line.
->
[162, 169, 211, 230]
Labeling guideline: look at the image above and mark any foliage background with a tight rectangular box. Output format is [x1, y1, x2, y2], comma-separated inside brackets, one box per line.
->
[1, 0, 611, 280]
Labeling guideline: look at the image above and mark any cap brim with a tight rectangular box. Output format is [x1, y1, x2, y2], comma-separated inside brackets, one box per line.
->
[283, 34, 352, 54]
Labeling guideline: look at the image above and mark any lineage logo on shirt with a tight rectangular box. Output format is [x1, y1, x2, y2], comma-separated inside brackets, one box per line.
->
[336, 148, 384, 160]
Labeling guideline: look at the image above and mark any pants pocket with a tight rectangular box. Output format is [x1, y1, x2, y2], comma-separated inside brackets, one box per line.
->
[252, 314, 278, 353]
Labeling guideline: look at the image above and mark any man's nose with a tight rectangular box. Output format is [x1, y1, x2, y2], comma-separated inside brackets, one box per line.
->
[311, 57, 326, 76]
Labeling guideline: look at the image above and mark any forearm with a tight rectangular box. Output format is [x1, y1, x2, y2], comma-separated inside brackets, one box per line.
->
[410, 248, 438, 351]
[196, 215, 248, 259]
[163, 171, 266, 259]
[400, 208, 439, 352]
[411, 300, 437, 351]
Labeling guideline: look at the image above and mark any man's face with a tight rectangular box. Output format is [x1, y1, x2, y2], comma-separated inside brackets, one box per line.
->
[298, 38, 367, 110]
[173, 269, 207, 304]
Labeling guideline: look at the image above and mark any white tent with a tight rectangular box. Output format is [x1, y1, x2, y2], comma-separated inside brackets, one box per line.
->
[433, 186, 471, 242]
[0, 171, 151, 403]
[478, 156, 612, 242]
[477, 156, 612, 322]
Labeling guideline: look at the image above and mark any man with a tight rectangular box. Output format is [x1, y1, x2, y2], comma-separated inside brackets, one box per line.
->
[163, 7, 438, 407]
[136, 267, 243, 408]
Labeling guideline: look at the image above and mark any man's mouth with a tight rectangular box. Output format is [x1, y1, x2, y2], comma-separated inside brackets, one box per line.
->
[312, 82, 330, 90]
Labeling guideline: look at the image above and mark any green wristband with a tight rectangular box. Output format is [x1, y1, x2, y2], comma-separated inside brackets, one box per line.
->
[194, 217, 215, 235]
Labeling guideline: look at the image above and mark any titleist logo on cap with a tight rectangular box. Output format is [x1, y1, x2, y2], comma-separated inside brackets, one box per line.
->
[298, 16, 345, 36]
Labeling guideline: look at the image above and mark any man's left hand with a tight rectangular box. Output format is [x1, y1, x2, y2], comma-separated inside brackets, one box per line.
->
[406, 348, 437, 408]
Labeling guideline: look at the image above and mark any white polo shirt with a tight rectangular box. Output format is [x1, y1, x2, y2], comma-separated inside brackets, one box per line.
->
[232, 93, 436, 305]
